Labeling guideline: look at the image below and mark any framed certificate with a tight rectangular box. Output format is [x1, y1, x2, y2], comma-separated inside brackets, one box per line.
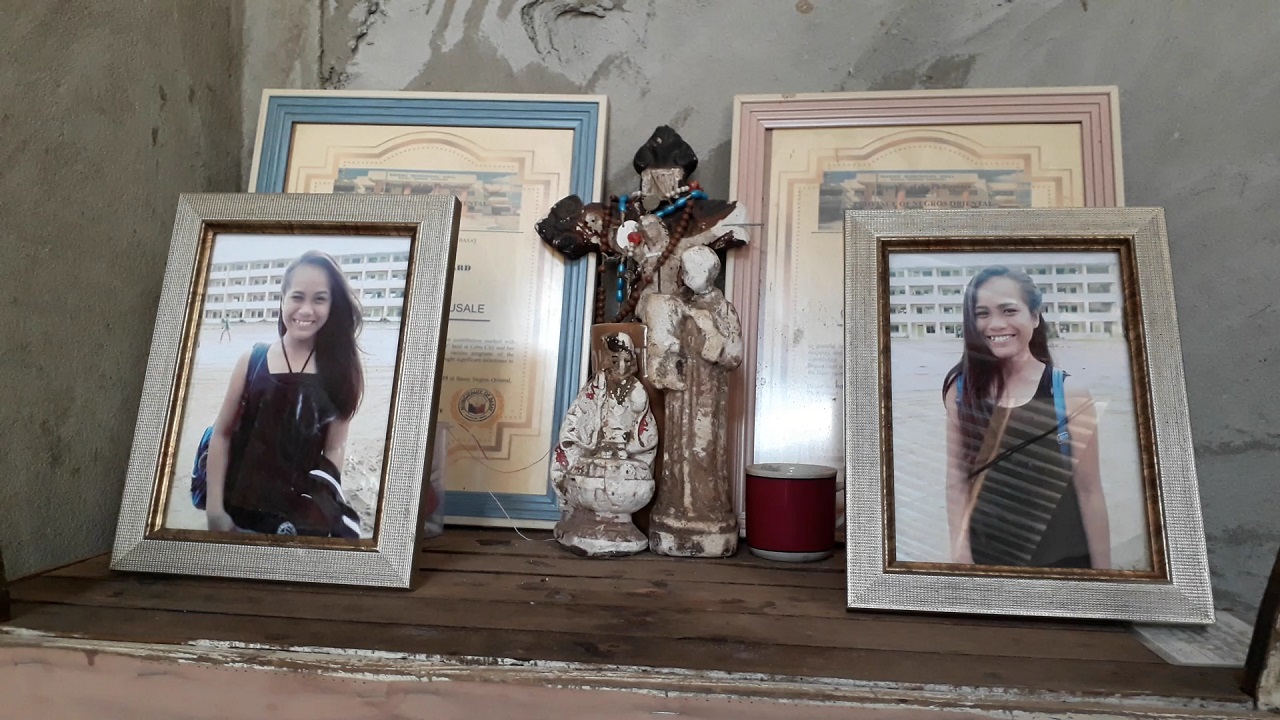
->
[728, 87, 1123, 528]
[251, 90, 606, 525]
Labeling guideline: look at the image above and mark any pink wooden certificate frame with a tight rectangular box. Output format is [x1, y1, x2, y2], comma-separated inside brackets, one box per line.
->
[727, 87, 1124, 528]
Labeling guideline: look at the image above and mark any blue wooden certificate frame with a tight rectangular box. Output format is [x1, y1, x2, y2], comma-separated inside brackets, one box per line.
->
[250, 90, 606, 525]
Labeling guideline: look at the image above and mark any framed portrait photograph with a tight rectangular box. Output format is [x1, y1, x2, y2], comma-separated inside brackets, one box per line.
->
[110, 193, 459, 587]
[250, 90, 606, 526]
[729, 87, 1123, 528]
[844, 208, 1213, 623]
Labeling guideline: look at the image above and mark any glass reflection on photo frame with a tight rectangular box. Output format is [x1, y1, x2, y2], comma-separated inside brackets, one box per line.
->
[885, 250, 1158, 576]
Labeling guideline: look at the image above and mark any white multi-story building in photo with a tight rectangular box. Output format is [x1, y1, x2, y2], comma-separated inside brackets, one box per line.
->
[887, 254, 1124, 340]
[201, 251, 411, 324]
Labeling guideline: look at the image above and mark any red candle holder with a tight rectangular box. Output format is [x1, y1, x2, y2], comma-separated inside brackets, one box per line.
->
[745, 463, 838, 562]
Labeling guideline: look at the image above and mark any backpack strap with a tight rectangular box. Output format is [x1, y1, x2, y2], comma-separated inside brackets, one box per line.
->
[1052, 367, 1072, 460]
[236, 343, 269, 412]
[245, 343, 269, 388]
[193, 343, 273, 510]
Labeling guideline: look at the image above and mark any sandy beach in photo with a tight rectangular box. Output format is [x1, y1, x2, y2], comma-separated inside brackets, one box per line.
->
[890, 337, 1153, 570]
[162, 322, 403, 538]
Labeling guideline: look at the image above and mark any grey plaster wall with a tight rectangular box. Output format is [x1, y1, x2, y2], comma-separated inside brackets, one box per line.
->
[240, 0, 1280, 615]
[0, 3, 243, 579]
[241, 1, 321, 186]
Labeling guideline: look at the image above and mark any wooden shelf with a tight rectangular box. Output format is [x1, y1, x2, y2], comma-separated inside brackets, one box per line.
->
[0, 528, 1263, 717]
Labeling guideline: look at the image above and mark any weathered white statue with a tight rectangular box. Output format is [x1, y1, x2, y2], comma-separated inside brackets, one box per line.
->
[551, 333, 659, 556]
[638, 245, 744, 557]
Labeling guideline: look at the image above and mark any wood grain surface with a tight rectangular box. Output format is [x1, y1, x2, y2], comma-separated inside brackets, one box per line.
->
[0, 528, 1253, 709]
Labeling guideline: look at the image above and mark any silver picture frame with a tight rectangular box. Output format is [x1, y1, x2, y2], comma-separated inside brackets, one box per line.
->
[111, 193, 459, 588]
[844, 208, 1213, 623]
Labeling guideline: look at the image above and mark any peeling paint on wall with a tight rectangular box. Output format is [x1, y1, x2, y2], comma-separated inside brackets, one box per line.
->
[348, 0, 388, 52]
[521, 1, 621, 56]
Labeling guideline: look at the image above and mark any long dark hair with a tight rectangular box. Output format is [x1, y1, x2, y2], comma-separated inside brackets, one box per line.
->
[942, 266, 1052, 468]
[278, 251, 364, 419]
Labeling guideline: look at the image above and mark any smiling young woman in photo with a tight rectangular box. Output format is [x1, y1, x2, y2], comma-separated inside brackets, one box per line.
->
[202, 250, 364, 538]
[941, 266, 1111, 569]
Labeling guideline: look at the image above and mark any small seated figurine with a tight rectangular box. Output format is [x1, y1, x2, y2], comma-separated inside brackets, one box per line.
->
[551, 333, 659, 556]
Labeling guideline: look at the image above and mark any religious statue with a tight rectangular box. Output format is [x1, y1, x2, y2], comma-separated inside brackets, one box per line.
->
[537, 126, 748, 558]
[550, 333, 659, 556]
[639, 245, 744, 557]
[534, 125, 745, 324]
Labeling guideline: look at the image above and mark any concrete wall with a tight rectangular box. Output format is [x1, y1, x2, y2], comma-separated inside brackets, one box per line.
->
[0, 3, 243, 578]
[239, 0, 1280, 615]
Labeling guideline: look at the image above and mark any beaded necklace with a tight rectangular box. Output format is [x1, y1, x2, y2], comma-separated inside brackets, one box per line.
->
[598, 181, 705, 322]
[615, 181, 705, 217]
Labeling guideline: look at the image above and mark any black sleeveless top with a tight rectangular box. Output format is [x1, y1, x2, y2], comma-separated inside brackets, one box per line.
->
[968, 365, 1091, 568]
[224, 343, 338, 533]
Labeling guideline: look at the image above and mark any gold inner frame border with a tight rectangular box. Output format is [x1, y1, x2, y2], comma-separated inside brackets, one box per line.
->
[145, 220, 421, 552]
[874, 235, 1168, 583]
